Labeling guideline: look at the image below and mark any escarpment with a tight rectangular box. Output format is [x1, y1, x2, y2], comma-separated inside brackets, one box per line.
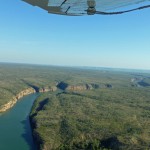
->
[0, 85, 58, 113]
[57, 82, 112, 91]
[66, 84, 93, 91]
[39, 86, 57, 92]
[0, 88, 36, 113]
[0, 81, 112, 113]
[15, 88, 36, 99]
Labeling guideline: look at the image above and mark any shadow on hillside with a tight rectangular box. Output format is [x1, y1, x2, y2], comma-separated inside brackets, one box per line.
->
[36, 98, 49, 111]
[21, 117, 37, 150]
[21, 79, 39, 92]
[100, 136, 123, 149]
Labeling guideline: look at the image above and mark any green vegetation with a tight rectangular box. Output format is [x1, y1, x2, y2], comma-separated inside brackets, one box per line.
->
[0, 63, 150, 149]
[0, 63, 134, 106]
[30, 88, 150, 150]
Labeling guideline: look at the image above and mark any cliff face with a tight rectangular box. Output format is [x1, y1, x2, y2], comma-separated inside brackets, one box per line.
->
[57, 82, 99, 91]
[66, 84, 93, 91]
[56, 81, 113, 91]
[66, 83, 112, 91]
[15, 88, 36, 99]
[0, 98, 18, 113]
[0, 88, 36, 113]
[0, 86, 58, 113]
[39, 86, 57, 93]
[0, 82, 112, 113]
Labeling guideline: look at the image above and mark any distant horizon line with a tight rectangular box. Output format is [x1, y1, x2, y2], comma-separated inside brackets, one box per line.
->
[0, 61, 150, 73]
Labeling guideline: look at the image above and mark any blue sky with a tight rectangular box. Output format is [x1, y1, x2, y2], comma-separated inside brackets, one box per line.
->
[0, 0, 150, 70]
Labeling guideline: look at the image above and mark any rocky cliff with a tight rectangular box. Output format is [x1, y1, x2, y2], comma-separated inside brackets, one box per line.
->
[0, 81, 112, 113]
[57, 82, 112, 91]
[39, 86, 57, 93]
[66, 84, 93, 91]
[0, 85, 58, 113]
[0, 88, 36, 113]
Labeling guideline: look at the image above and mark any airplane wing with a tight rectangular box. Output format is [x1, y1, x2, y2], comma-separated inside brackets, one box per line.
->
[22, 0, 150, 16]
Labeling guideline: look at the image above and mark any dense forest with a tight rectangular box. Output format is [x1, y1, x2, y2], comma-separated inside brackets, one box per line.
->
[0, 63, 150, 149]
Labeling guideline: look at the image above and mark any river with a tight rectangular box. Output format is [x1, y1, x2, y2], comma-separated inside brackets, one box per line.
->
[0, 93, 38, 150]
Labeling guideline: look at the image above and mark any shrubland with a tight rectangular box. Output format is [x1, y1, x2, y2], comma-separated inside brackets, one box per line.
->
[0, 63, 150, 149]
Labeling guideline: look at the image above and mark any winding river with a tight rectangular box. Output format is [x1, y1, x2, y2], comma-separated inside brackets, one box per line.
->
[0, 93, 38, 150]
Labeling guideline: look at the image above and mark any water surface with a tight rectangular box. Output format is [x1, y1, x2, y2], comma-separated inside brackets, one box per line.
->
[0, 94, 38, 150]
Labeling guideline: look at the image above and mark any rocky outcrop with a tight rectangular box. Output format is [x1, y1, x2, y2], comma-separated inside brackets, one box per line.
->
[0, 85, 58, 113]
[39, 86, 57, 93]
[0, 88, 36, 113]
[0, 81, 113, 113]
[56, 81, 112, 91]
[15, 88, 36, 99]
[66, 84, 93, 91]
[0, 98, 18, 113]
[56, 82, 98, 91]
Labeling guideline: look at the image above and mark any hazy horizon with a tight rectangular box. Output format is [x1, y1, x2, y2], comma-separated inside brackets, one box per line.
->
[1, 61, 150, 73]
[0, 0, 150, 70]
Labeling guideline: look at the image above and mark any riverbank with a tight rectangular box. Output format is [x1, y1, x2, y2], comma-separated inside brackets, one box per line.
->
[0, 86, 57, 113]
[0, 88, 36, 113]
[0, 94, 38, 150]
[0, 82, 102, 113]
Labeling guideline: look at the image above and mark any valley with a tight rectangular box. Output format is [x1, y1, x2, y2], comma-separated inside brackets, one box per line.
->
[0, 63, 150, 150]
